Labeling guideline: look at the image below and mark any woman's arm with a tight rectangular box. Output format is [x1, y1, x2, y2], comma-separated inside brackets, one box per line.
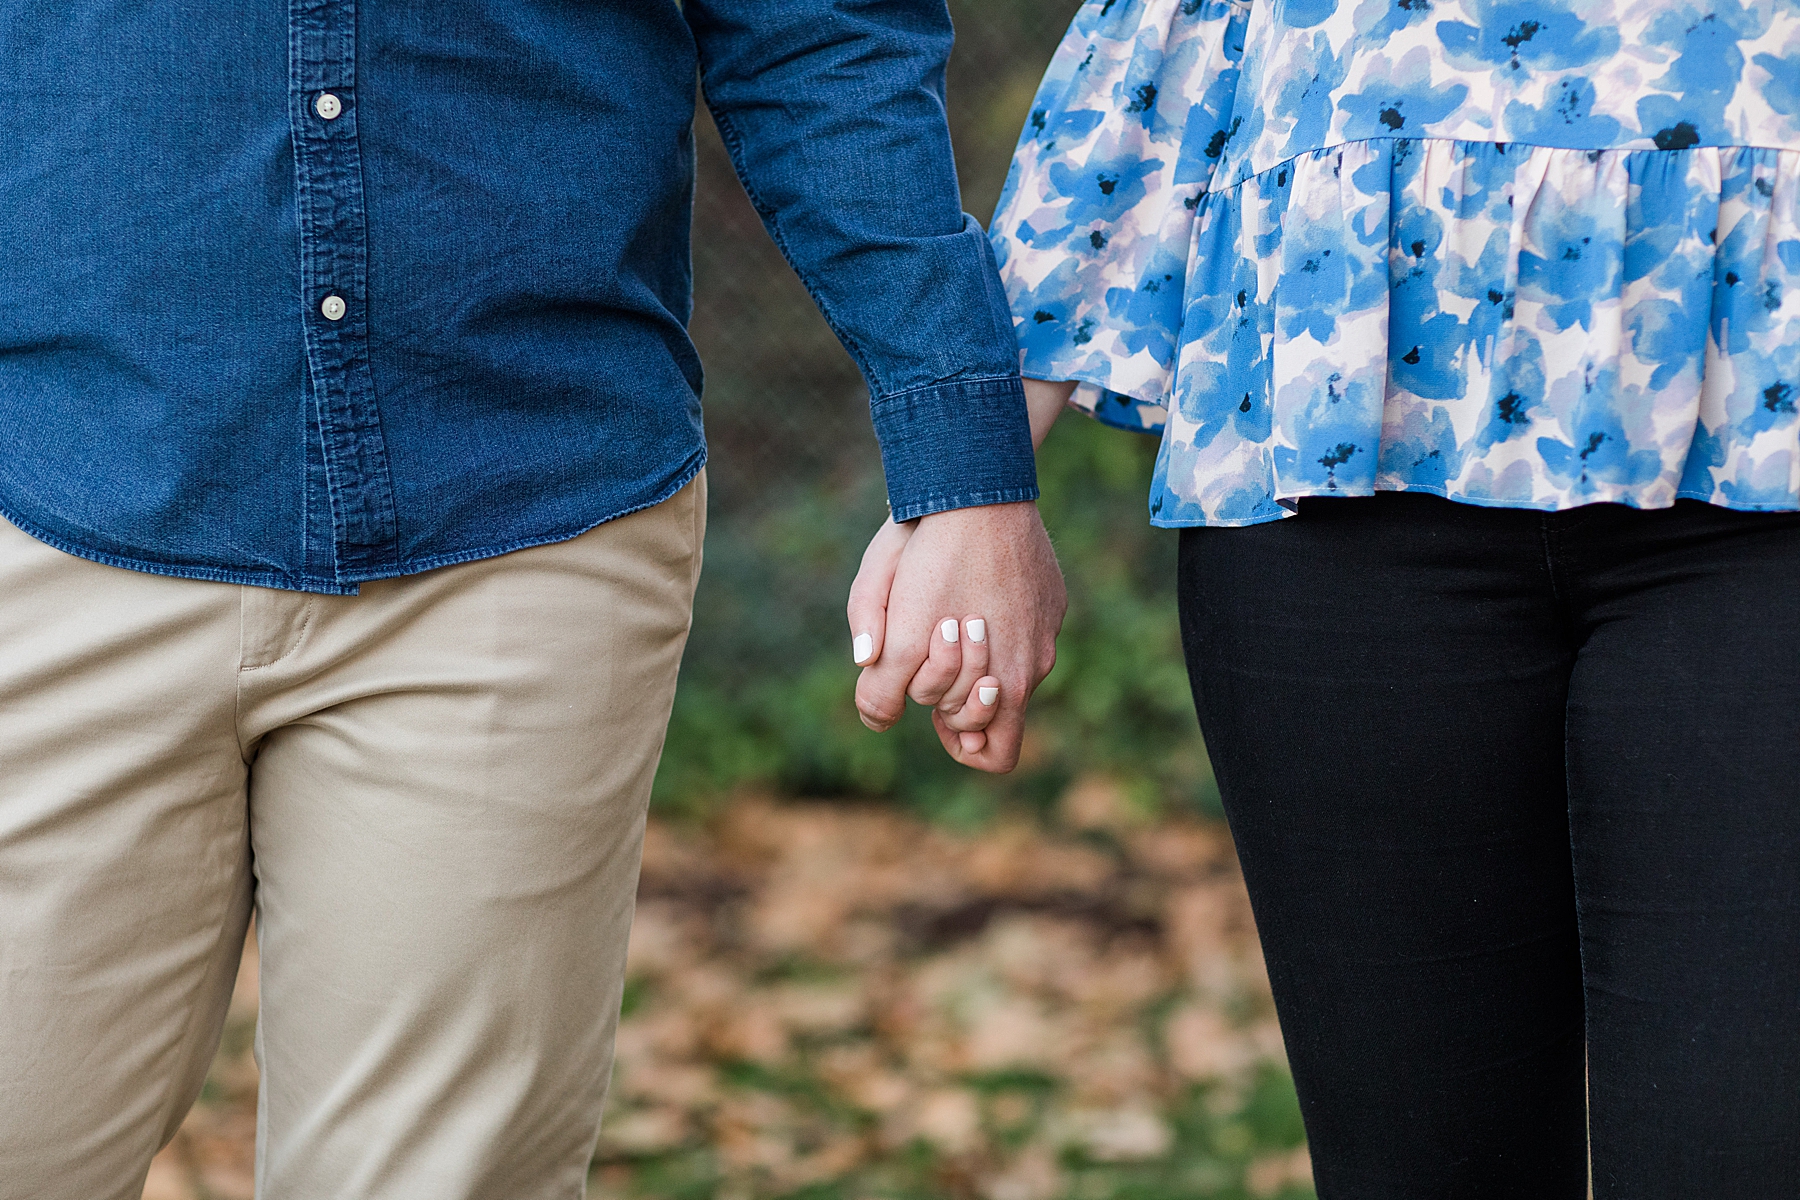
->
[1025, 378, 1078, 450]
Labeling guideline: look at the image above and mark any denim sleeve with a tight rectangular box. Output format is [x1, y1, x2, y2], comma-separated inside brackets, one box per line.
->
[684, 0, 1038, 520]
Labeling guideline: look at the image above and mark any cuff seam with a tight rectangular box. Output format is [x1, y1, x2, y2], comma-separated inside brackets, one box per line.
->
[871, 374, 1024, 411]
[890, 485, 1040, 524]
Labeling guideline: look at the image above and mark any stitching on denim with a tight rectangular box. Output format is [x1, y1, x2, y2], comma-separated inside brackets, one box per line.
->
[0, 449, 706, 595]
[889, 485, 1041, 523]
[870, 375, 1025, 409]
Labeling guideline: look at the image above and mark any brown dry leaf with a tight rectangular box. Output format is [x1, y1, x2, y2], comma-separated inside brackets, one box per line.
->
[1059, 773, 1157, 833]
[1049, 1106, 1173, 1162]
[1164, 1003, 1256, 1082]
[961, 823, 1113, 901]
[909, 1087, 983, 1155]
[598, 1106, 689, 1156]
[1125, 821, 1232, 880]
[151, 803, 1301, 1200]
[705, 994, 789, 1063]
[980, 1144, 1062, 1200]
[140, 1144, 196, 1200]
[1247, 1145, 1315, 1196]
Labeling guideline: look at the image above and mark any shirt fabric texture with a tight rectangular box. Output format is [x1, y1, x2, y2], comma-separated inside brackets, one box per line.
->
[0, 0, 1037, 594]
[991, 0, 1800, 526]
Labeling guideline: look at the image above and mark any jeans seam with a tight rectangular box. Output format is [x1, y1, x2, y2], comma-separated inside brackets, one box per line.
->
[1538, 513, 1567, 613]
[1545, 508, 1590, 1168]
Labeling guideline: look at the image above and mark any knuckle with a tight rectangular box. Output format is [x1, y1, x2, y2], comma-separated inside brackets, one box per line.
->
[855, 691, 900, 728]
[860, 698, 900, 726]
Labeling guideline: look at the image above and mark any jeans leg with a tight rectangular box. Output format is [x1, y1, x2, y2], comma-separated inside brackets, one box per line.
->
[1560, 502, 1800, 1197]
[1178, 494, 1588, 1199]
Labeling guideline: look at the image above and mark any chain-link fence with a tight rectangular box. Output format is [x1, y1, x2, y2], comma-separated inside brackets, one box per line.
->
[658, 1, 1216, 821]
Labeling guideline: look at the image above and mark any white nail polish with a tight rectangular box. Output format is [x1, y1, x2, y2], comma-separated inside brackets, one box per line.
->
[978, 685, 999, 705]
[853, 633, 873, 664]
[941, 618, 959, 644]
[967, 618, 986, 643]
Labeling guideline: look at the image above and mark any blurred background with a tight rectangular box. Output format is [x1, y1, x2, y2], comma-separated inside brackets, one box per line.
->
[144, 3, 1315, 1197]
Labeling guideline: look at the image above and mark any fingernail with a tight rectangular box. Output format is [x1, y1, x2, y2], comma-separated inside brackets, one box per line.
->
[967, 618, 986, 643]
[941, 618, 959, 644]
[978, 685, 999, 705]
[853, 633, 873, 664]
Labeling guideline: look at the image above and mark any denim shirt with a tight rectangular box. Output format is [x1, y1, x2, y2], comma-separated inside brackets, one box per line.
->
[0, 1, 1037, 594]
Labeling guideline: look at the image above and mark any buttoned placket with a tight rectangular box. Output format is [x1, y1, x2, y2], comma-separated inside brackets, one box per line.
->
[289, 0, 400, 585]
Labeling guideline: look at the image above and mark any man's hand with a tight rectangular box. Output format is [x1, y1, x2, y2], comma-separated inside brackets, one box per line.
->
[846, 502, 1065, 772]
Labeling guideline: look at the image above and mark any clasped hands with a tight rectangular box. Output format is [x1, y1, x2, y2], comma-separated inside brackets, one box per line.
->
[845, 501, 1066, 770]
[844, 380, 1076, 772]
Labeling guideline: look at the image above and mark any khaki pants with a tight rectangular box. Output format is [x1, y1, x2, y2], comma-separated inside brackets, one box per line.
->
[0, 476, 705, 1200]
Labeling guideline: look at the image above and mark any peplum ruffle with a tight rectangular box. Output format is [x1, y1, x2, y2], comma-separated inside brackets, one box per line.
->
[1156, 137, 1800, 525]
[992, 0, 1800, 526]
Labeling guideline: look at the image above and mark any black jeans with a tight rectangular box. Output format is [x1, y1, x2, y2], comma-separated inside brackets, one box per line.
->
[1178, 493, 1800, 1199]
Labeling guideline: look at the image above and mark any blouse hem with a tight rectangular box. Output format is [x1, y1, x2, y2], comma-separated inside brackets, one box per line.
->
[1147, 485, 1800, 529]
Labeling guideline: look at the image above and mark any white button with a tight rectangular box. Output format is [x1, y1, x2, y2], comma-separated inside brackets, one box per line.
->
[320, 295, 347, 321]
[315, 93, 343, 120]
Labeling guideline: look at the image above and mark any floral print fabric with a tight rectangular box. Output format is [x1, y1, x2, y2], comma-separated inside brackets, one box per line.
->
[992, 0, 1800, 524]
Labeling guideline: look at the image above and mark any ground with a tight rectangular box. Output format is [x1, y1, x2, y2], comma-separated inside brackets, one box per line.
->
[144, 789, 1313, 1200]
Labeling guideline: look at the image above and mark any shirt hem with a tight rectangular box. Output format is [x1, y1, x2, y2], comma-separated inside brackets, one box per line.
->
[0, 449, 707, 595]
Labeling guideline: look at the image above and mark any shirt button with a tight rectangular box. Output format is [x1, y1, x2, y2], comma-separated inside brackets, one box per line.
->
[315, 93, 343, 120]
[321, 295, 347, 321]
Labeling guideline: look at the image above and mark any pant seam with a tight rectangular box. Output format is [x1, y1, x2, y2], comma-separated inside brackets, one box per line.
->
[235, 587, 251, 762]
[1538, 512, 1567, 612]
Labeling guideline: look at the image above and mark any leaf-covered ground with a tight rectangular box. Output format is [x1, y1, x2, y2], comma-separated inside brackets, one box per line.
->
[144, 792, 1313, 1200]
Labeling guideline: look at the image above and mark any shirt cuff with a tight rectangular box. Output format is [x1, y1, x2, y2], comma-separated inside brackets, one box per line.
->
[871, 376, 1040, 523]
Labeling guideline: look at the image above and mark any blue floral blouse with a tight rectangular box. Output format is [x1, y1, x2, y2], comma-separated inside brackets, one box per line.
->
[991, 0, 1800, 525]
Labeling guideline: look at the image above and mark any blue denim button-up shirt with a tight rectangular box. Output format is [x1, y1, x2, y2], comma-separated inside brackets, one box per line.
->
[0, 1, 1036, 594]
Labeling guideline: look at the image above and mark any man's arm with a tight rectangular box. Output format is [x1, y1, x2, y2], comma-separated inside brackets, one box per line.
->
[685, 0, 1065, 770]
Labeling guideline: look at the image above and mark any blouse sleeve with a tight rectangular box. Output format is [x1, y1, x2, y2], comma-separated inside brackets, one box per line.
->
[989, 0, 1252, 436]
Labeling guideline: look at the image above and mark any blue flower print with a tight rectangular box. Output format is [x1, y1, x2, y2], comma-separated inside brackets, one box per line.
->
[1276, 215, 1383, 344]
[1754, 49, 1800, 118]
[1280, 0, 1341, 30]
[1258, 30, 1351, 177]
[1468, 329, 1546, 454]
[1636, 3, 1765, 149]
[990, 0, 1800, 527]
[1105, 247, 1190, 367]
[1536, 367, 1668, 498]
[1516, 187, 1624, 333]
[1047, 152, 1164, 225]
[1379, 404, 1466, 493]
[1503, 78, 1624, 149]
[1436, 0, 1620, 74]
[1336, 48, 1469, 141]
[1354, 0, 1438, 47]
